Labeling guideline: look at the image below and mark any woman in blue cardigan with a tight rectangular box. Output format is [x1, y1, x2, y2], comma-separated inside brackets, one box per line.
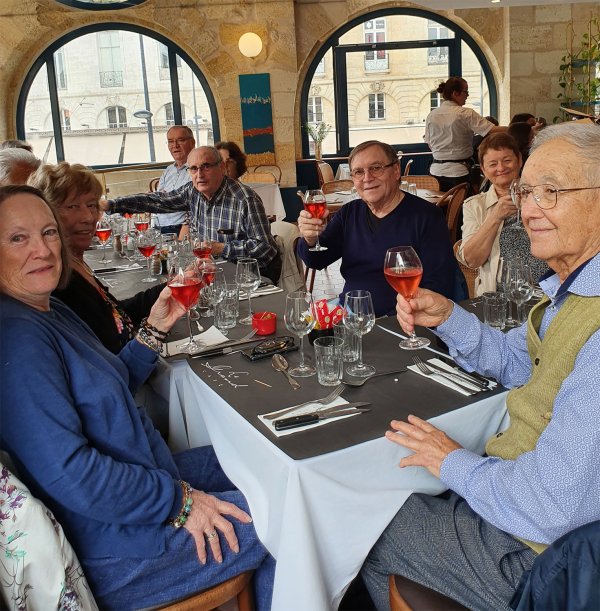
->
[0, 184, 274, 610]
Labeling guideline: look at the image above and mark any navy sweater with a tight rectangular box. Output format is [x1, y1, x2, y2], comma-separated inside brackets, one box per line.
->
[0, 294, 181, 560]
[297, 195, 457, 316]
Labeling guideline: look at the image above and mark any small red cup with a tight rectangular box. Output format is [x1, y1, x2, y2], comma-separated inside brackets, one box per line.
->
[252, 311, 277, 335]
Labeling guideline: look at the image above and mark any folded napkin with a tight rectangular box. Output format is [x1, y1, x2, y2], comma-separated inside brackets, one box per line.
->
[164, 325, 228, 357]
[408, 358, 495, 396]
[258, 398, 359, 437]
[238, 285, 284, 299]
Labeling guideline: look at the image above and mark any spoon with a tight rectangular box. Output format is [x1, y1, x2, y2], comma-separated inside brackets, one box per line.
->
[272, 354, 301, 390]
[342, 368, 407, 387]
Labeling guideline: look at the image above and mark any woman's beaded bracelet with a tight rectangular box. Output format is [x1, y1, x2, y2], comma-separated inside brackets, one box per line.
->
[169, 480, 193, 528]
[135, 327, 162, 353]
[140, 317, 169, 341]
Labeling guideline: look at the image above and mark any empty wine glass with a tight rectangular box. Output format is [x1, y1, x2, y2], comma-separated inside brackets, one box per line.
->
[95, 216, 113, 264]
[496, 257, 517, 327]
[284, 291, 316, 377]
[383, 246, 430, 350]
[507, 261, 534, 324]
[509, 179, 524, 229]
[304, 189, 328, 252]
[343, 290, 376, 377]
[235, 258, 260, 325]
[137, 230, 159, 283]
[200, 263, 224, 318]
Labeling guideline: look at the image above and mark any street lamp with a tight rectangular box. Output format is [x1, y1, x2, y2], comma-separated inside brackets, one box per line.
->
[133, 109, 155, 162]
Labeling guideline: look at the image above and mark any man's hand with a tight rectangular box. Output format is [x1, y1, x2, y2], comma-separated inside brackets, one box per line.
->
[146, 286, 186, 334]
[183, 490, 253, 565]
[395, 288, 454, 335]
[210, 241, 226, 256]
[385, 415, 462, 478]
[297, 209, 329, 248]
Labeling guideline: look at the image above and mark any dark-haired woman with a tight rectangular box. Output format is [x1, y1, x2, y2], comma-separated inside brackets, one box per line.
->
[425, 77, 504, 192]
[216, 141, 247, 180]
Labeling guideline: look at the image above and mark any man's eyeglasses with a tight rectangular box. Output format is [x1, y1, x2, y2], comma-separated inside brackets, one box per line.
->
[512, 183, 600, 210]
[188, 162, 221, 173]
[167, 137, 192, 146]
[349, 161, 397, 180]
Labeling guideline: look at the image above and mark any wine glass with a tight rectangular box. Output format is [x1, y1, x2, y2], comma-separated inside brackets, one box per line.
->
[133, 213, 151, 233]
[284, 291, 317, 377]
[235, 258, 260, 325]
[95, 217, 113, 264]
[192, 233, 213, 260]
[343, 290, 376, 376]
[507, 261, 534, 324]
[199, 260, 224, 317]
[167, 257, 204, 354]
[137, 230, 159, 283]
[304, 189, 328, 252]
[509, 179, 524, 229]
[496, 257, 517, 327]
[383, 246, 431, 350]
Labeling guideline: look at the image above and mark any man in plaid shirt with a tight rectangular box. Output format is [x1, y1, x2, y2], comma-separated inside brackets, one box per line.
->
[106, 146, 281, 282]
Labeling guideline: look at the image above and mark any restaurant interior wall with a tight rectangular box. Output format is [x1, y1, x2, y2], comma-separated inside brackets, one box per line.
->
[0, 1, 597, 187]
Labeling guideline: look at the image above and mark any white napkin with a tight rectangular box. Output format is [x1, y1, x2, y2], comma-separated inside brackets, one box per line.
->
[258, 398, 360, 437]
[407, 358, 494, 396]
[238, 285, 284, 299]
[165, 325, 228, 356]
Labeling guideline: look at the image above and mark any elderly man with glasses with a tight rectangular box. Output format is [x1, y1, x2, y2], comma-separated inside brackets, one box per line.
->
[105, 145, 281, 282]
[297, 139, 460, 316]
[361, 123, 600, 610]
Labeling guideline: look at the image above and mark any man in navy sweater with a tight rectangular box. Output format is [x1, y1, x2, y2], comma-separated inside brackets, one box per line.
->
[297, 140, 458, 316]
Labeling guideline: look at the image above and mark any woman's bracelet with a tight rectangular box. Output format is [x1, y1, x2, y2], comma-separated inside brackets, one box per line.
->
[135, 326, 162, 353]
[140, 317, 169, 341]
[169, 480, 193, 528]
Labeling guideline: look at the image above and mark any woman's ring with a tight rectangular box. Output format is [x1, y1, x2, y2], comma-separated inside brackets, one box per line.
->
[206, 530, 217, 540]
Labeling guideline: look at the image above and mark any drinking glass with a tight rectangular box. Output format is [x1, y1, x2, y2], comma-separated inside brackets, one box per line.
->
[304, 189, 328, 252]
[507, 261, 534, 324]
[137, 230, 159, 283]
[343, 290, 376, 377]
[167, 257, 204, 354]
[95, 217, 113, 264]
[192, 233, 213, 260]
[201, 265, 225, 318]
[509, 178, 524, 229]
[133, 213, 151, 233]
[235, 258, 260, 325]
[215, 283, 239, 335]
[496, 257, 518, 326]
[284, 291, 317, 377]
[383, 246, 431, 350]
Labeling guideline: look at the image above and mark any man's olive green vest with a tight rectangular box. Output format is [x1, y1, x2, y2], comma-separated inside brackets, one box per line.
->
[484, 294, 600, 553]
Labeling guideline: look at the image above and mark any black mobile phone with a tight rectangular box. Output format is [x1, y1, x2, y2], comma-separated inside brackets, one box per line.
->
[240, 336, 298, 361]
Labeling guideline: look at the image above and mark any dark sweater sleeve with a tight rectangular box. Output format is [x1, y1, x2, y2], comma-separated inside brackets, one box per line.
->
[121, 283, 165, 326]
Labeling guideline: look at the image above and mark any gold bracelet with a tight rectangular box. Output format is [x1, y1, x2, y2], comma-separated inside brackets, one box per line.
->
[169, 481, 193, 528]
[135, 327, 161, 353]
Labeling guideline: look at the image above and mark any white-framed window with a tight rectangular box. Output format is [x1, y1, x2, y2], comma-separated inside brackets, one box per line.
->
[307, 96, 323, 123]
[97, 31, 123, 87]
[364, 19, 388, 71]
[314, 57, 325, 75]
[158, 42, 182, 80]
[165, 102, 186, 126]
[61, 108, 71, 131]
[107, 105, 127, 128]
[430, 91, 443, 110]
[54, 49, 67, 90]
[368, 93, 385, 120]
[427, 20, 450, 65]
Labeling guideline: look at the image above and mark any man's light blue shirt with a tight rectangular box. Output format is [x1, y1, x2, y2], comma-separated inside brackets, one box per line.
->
[153, 162, 190, 227]
[435, 253, 600, 546]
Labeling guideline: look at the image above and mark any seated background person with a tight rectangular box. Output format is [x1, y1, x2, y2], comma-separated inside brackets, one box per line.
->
[361, 123, 600, 610]
[456, 133, 548, 296]
[297, 140, 459, 316]
[0, 184, 274, 611]
[216, 141, 247, 180]
[29, 162, 164, 354]
[105, 146, 281, 283]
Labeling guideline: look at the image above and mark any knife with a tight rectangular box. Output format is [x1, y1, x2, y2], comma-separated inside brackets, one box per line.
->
[436, 356, 494, 388]
[190, 336, 262, 358]
[274, 402, 371, 431]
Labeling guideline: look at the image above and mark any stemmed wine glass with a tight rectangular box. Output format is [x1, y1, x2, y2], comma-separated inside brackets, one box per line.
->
[284, 291, 316, 377]
[199, 260, 223, 317]
[235, 258, 260, 325]
[383, 246, 430, 350]
[133, 213, 150, 233]
[496, 257, 517, 327]
[343, 290, 376, 376]
[507, 261, 534, 324]
[95, 216, 113, 264]
[304, 189, 328, 252]
[192, 233, 213, 260]
[137, 230, 159, 283]
[167, 256, 204, 354]
[509, 179, 524, 229]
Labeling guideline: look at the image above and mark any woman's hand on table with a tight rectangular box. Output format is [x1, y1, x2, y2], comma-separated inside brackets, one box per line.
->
[146, 286, 186, 334]
[298, 209, 329, 248]
[184, 490, 253, 565]
[395, 288, 453, 335]
[386, 415, 462, 479]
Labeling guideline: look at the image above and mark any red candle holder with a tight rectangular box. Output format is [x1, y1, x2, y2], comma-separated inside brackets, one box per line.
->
[252, 311, 277, 335]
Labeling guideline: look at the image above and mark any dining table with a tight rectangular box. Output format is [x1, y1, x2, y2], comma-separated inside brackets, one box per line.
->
[248, 182, 286, 220]
[83, 250, 509, 611]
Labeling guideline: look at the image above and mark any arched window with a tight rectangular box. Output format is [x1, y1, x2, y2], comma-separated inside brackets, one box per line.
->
[54, 0, 147, 9]
[300, 8, 496, 158]
[18, 25, 219, 167]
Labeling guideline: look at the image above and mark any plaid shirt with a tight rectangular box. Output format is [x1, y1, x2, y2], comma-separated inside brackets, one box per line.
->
[110, 176, 278, 267]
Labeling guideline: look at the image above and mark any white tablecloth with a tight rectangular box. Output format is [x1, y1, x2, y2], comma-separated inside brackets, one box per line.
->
[249, 183, 286, 220]
[166, 362, 509, 611]
[335, 163, 351, 180]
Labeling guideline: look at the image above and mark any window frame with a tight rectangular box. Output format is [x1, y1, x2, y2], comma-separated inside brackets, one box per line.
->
[300, 7, 497, 158]
[53, 0, 147, 10]
[16, 23, 219, 167]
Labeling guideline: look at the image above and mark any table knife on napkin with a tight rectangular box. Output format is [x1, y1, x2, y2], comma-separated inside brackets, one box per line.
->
[436, 356, 494, 388]
[274, 402, 370, 431]
[190, 336, 263, 358]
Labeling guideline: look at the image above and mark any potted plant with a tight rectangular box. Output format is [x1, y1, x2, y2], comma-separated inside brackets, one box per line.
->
[304, 121, 332, 160]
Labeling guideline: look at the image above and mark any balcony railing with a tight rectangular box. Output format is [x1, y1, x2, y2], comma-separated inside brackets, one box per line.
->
[100, 71, 124, 88]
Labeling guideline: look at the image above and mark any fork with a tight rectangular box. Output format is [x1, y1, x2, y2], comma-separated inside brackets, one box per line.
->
[412, 357, 476, 394]
[263, 384, 344, 420]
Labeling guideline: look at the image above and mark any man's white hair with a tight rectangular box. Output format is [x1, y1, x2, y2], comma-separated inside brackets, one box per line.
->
[0, 148, 40, 184]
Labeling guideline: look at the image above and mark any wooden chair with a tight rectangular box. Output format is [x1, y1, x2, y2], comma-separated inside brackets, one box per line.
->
[149, 177, 160, 192]
[321, 179, 353, 194]
[402, 159, 413, 176]
[402, 175, 440, 191]
[317, 161, 335, 186]
[453, 240, 478, 299]
[158, 571, 254, 611]
[253, 164, 282, 183]
[389, 575, 467, 611]
[240, 171, 277, 184]
[438, 182, 469, 244]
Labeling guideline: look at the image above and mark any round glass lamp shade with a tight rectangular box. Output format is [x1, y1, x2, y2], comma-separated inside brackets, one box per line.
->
[238, 33, 263, 58]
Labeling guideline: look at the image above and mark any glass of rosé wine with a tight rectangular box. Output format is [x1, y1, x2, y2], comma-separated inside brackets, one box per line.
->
[95, 216, 113, 264]
[384, 246, 430, 350]
[136, 230, 159, 283]
[304, 189, 328, 252]
[192, 233, 213, 260]
[167, 256, 204, 354]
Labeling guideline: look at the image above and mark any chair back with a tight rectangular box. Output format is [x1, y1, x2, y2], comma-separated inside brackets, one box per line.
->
[439, 182, 469, 244]
[403, 175, 440, 191]
[389, 575, 467, 611]
[317, 162, 335, 186]
[252, 164, 282, 183]
[453, 240, 478, 299]
[271, 220, 307, 293]
[149, 177, 160, 192]
[402, 159, 413, 176]
[240, 171, 277, 184]
[321, 179, 353, 194]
